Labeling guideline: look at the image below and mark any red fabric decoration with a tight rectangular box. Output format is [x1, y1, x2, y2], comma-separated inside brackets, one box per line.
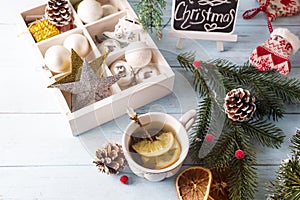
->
[258, 0, 300, 21]
[243, 0, 300, 33]
[249, 28, 300, 75]
[243, 0, 274, 33]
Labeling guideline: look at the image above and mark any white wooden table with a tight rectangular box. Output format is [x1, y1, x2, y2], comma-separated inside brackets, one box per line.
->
[1, 0, 299, 199]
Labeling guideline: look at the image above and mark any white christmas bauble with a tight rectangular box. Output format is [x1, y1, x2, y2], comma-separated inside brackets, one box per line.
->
[110, 60, 133, 87]
[102, 4, 118, 17]
[97, 39, 121, 54]
[44, 45, 71, 73]
[63, 34, 90, 57]
[125, 42, 152, 69]
[136, 65, 159, 83]
[77, 0, 103, 24]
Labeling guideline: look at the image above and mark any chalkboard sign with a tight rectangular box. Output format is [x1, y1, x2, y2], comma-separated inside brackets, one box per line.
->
[172, 0, 239, 34]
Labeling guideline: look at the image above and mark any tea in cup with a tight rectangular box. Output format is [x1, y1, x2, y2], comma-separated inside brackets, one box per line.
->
[122, 109, 196, 181]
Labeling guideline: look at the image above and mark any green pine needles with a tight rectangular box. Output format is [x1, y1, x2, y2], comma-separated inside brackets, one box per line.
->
[268, 130, 300, 200]
[177, 52, 300, 200]
[136, 0, 166, 39]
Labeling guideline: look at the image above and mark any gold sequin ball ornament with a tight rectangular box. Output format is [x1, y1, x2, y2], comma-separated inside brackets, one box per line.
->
[28, 19, 60, 42]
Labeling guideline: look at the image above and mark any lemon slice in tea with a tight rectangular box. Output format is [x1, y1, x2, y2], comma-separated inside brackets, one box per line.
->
[176, 166, 212, 200]
[132, 132, 174, 157]
[155, 139, 181, 169]
[141, 138, 181, 169]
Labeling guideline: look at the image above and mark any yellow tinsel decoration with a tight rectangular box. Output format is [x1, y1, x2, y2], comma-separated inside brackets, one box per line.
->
[29, 19, 60, 42]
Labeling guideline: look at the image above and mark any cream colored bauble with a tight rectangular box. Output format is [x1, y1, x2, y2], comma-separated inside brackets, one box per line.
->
[63, 34, 90, 57]
[110, 60, 133, 87]
[125, 42, 152, 69]
[102, 4, 118, 17]
[44, 45, 71, 73]
[97, 39, 121, 54]
[136, 65, 159, 83]
[77, 0, 103, 24]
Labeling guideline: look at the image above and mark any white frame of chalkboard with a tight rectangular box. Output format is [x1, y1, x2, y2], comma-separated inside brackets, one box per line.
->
[169, 0, 240, 51]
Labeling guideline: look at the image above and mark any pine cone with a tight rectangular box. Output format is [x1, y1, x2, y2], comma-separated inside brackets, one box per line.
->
[45, 0, 73, 30]
[224, 88, 256, 122]
[94, 143, 127, 175]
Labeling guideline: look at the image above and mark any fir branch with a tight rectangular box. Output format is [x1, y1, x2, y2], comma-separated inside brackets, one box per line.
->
[291, 130, 300, 157]
[209, 60, 287, 120]
[212, 60, 300, 107]
[136, 0, 166, 39]
[241, 120, 285, 148]
[199, 62, 227, 110]
[201, 119, 238, 168]
[227, 128, 257, 200]
[177, 52, 210, 97]
[177, 52, 299, 200]
[204, 120, 258, 199]
[177, 52, 195, 72]
[194, 70, 210, 97]
[189, 97, 212, 162]
[268, 131, 300, 200]
[228, 155, 257, 200]
[245, 67, 300, 104]
[208, 59, 249, 88]
[252, 89, 285, 121]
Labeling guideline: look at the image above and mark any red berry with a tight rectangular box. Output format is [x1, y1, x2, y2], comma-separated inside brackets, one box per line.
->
[193, 60, 201, 68]
[120, 175, 128, 184]
[205, 134, 214, 142]
[235, 149, 245, 159]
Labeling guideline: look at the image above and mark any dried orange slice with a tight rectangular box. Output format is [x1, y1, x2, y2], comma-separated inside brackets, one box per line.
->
[208, 168, 229, 200]
[176, 166, 212, 200]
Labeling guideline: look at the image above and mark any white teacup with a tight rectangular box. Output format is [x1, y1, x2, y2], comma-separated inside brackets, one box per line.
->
[122, 109, 196, 181]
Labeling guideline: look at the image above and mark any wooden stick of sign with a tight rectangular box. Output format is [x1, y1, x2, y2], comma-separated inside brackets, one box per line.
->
[169, 0, 239, 52]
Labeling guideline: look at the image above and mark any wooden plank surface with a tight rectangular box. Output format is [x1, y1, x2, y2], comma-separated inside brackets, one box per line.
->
[0, 165, 279, 200]
[0, 0, 299, 199]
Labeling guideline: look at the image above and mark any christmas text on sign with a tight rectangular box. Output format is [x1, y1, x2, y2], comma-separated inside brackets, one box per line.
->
[173, 1, 236, 32]
[170, 0, 239, 51]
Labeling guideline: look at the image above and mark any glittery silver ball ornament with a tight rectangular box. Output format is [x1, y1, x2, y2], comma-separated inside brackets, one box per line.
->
[110, 60, 133, 87]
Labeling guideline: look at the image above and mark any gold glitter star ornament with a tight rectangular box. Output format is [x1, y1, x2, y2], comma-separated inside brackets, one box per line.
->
[53, 59, 124, 111]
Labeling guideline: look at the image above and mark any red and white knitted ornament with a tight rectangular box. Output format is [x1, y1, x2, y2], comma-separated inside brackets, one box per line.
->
[257, 0, 300, 21]
[249, 28, 300, 75]
[243, 0, 300, 33]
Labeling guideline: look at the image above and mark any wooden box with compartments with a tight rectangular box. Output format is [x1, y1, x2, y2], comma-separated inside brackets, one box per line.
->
[17, 0, 175, 136]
